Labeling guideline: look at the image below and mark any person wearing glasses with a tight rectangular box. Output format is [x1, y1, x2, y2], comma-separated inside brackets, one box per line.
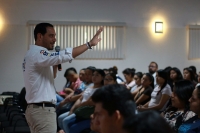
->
[148, 61, 158, 86]
[103, 73, 117, 85]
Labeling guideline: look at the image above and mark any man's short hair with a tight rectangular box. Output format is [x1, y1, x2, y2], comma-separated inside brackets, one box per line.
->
[123, 111, 173, 133]
[34, 23, 54, 41]
[91, 84, 136, 118]
[150, 61, 158, 68]
[86, 66, 96, 73]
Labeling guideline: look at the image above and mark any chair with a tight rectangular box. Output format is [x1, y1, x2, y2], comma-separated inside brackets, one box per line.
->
[4, 118, 30, 133]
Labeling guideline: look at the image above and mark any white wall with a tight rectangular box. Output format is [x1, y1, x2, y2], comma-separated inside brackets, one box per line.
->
[0, 0, 200, 93]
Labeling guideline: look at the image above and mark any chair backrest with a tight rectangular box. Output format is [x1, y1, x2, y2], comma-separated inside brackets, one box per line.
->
[1, 92, 19, 96]
[10, 113, 25, 126]
[3, 97, 15, 112]
[13, 118, 30, 133]
[14, 117, 28, 127]
[0, 95, 13, 105]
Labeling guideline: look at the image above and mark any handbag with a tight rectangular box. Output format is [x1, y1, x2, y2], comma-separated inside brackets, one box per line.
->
[74, 106, 95, 120]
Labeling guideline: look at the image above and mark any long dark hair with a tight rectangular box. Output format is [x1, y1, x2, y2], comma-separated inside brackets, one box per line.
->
[170, 67, 183, 81]
[135, 72, 143, 80]
[174, 80, 195, 111]
[105, 73, 117, 82]
[196, 85, 200, 99]
[183, 67, 195, 81]
[145, 73, 154, 89]
[93, 69, 105, 85]
[175, 80, 196, 131]
[123, 68, 136, 78]
[157, 69, 168, 95]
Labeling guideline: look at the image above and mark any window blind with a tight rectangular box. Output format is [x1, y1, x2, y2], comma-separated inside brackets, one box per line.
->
[28, 21, 126, 59]
[188, 25, 200, 60]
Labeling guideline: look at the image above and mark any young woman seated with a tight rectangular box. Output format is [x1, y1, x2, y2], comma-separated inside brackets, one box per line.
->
[137, 69, 172, 112]
[103, 73, 117, 85]
[130, 72, 143, 93]
[183, 67, 197, 87]
[161, 80, 195, 132]
[170, 67, 183, 89]
[177, 85, 200, 133]
[122, 68, 136, 90]
[133, 73, 154, 106]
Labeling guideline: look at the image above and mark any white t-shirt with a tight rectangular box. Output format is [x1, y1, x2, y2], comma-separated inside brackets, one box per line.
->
[126, 80, 136, 88]
[81, 87, 98, 103]
[196, 83, 200, 87]
[130, 84, 138, 93]
[148, 84, 172, 111]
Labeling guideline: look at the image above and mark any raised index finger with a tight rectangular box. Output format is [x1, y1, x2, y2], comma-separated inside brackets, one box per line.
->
[94, 27, 103, 37]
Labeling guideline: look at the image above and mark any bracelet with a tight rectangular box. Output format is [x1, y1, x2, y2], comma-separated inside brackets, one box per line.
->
[86, 42, 92, 49]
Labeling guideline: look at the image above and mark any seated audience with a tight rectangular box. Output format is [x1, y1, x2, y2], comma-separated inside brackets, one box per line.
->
[164, 66, 173, 88]
[189, 65, 198, 82]
[58, 69, 105, 133]
[90, 84, 137, 133]
[103, 73, 117, 85]
[57, 67, 81, 96]
[79, 68, 86, 82]
[178, 85, 200, 133]
[162, 80, 195, 132]
[109, 66, 124, 83]
[138, 69, 172, 112]
[130, 72, 143, 93]
[63, 70, 82, 95]
[148, 61, 158, 86]
[64, 67, 77, 88]
[123, 110, 174, 133]
[68, 73, 118, 133]
[170, 67, 183, 88]
[183, 67, 197, 87]
[56, 68, 82, 106]
[122, 68, 136, 90]
[56, 66, 95, 112]
[133, 73, 154, 106]
[103, 68, 109, 75]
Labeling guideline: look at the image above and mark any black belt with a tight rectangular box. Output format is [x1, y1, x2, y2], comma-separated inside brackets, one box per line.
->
[29, 103, 55, 108]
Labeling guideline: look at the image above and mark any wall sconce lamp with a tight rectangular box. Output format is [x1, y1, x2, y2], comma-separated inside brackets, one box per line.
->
[155, 22, 163, 33]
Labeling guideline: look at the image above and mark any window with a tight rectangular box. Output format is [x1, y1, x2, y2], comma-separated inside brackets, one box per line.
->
[28, 21, 126, 59]
[188, 25, 200, 60]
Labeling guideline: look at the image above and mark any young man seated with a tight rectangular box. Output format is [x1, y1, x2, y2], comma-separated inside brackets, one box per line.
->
[90, 84, 137, 133]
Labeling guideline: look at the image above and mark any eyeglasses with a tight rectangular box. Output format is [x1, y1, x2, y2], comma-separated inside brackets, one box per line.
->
[104, 78, 114, 81]
[148, 66, 156, 68]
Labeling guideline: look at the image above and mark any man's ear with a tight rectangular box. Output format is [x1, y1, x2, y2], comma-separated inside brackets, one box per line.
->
[115, 110, 121, 120]
[37, 33, 42, 41]
[113, 110, 123, 123]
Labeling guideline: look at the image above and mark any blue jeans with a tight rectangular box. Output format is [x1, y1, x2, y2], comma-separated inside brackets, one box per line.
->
[69, 119, 91, 133]
[58, 112, 76, 133]
[56, 94, 64, 106]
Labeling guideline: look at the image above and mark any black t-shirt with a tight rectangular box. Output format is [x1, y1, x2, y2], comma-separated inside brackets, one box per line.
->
[135, 86, 153, 105]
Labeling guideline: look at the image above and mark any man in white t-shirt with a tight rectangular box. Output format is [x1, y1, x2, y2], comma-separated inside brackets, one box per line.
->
[148, 61, 158, 86]
[23, 23, 103, 133]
